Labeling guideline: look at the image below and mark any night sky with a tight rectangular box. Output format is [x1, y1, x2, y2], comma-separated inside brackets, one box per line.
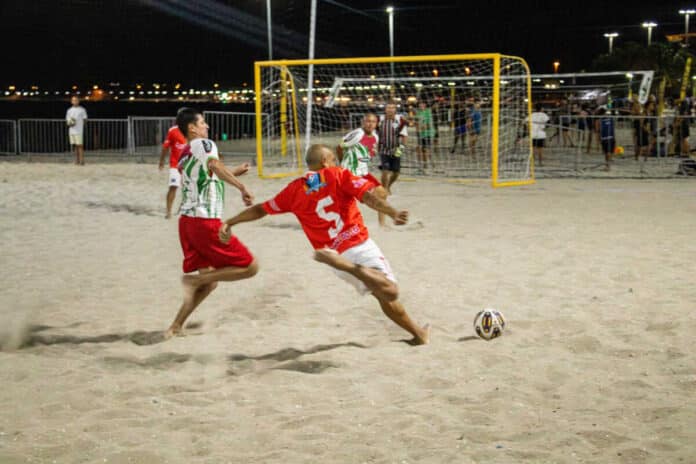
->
[1, 0, 689, 89]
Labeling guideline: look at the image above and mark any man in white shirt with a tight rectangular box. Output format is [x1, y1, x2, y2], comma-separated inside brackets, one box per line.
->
[527, 103, 550, 166]
[65, 96, 88, 165]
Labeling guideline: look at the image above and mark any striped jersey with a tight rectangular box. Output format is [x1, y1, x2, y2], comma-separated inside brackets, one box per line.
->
[179, 138, 225, 218]
[340, 128, 378, 177]
[378, 114, 409, 156]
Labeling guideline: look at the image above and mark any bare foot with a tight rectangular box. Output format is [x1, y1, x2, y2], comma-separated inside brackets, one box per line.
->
[164, 324, 182, 340]
[413, 323, 431, 345]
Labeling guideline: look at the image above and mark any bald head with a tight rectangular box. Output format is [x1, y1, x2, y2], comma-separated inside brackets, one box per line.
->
[305, 144, 336, 170]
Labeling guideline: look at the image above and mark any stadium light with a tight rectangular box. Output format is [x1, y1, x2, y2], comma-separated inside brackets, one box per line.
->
[642, 21, 657, 46]
[604, 32, 619, 54]
[553, 61, 560, 73]
[680, 9, 696, 46]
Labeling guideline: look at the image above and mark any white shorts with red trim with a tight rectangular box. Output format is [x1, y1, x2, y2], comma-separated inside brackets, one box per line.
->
[333, 238, 396, 295]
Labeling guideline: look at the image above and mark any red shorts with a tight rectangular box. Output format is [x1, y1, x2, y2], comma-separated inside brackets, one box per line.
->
[179, 216, 254, 273]
[363, 172, 382, 187]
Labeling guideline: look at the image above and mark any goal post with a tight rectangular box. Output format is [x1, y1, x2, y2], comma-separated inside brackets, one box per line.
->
[254, 54, 534, 187]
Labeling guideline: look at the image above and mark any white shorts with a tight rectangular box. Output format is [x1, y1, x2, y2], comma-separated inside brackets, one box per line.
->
[334, 239, 397, 295]
[69, 133, 83, 145]
[168, 168, 181, 188]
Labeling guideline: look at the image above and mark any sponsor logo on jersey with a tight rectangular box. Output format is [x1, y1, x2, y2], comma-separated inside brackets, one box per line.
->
[351, 178, 367, 189]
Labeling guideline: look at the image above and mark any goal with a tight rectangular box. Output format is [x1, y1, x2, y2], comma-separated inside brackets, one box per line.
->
[254, 54, 533, 187]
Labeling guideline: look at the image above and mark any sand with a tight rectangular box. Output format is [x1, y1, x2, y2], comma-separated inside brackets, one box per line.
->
[0, 162, 695, 463]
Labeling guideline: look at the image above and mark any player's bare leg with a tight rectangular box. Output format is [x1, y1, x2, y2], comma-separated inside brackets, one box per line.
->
[77, 145, 85, 165]
[314, 249, 398, 301]
[314, 249, 429, 344]
[380, 170, 391, 195]
[165, 186, 177, 219]
[387, 171, 399, 192]
[375, 186, 389, 227]
[376, 298, 430, 345]
[165, 260, 259, 338]
[469, 134, 479, 162]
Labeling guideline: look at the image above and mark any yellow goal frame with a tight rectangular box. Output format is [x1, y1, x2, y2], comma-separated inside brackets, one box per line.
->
[254, 53, 534, 187]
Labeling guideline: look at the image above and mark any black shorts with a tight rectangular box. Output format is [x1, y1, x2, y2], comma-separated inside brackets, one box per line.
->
[681, 120, 690, 138]
[532, 139, 545, 148]
[638, 131, 650, 147]
[419, 137, 432, 148]
[601, 139, 616, 155]
[379, 154, 401, 173]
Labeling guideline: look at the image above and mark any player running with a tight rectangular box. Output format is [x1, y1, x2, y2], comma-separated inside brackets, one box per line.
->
[336, 113, 390, 227]
[159, 124, 187, 219]
[219, 144, 430, 345]
[165, 107, 259, 339]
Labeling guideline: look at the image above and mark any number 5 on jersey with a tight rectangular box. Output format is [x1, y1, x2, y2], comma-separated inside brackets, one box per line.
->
[315, 196, 344, 239]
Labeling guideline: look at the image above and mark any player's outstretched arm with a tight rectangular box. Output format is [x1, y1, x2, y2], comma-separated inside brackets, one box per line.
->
[361, 190, 408, 225]
[209, 159, 253, 205]
[219, 204, 268, 243]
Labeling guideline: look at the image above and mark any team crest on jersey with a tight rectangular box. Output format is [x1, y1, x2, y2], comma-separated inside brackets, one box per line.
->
[304, 172, 327, 194]
[202, 139, 213, 153]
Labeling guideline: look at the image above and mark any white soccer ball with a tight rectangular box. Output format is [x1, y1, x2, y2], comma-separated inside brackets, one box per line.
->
[473, 308, 506, 340]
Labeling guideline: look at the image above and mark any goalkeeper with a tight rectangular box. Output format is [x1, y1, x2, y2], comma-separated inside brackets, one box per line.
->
[336, 113, 390, 227]
[377, 103, 409, 195]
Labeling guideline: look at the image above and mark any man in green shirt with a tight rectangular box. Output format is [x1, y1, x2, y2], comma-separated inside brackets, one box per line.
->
[415, 100, 434, 170]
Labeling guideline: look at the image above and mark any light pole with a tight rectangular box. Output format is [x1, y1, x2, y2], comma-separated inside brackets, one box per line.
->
[386, 6, 395, 82]
[604, 32, 619, 54]
[642, 21, 657, 46]
[305, 0, 318, 154]
[679, 9, 695, 46]
[266, 0, 272, 60]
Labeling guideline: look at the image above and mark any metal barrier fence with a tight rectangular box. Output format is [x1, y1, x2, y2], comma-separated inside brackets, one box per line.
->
[205, 111, 258, 157]
[129, 116, 176, 161]
[0, 120, 17, 154]
[17, 119, 129, 158]
[2, 112, 694, 178]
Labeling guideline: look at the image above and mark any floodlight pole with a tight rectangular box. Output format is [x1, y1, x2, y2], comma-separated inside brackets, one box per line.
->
[680, 10, 695, 46]
[266, 0, 273, 60]
[387, 6, 395, 77]
[604, 32, 618, 54]
[305, 0, 318, 155]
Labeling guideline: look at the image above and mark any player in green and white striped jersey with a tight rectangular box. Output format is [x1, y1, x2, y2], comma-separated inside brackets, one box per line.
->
[165, 108, 259, 340]
[336, 113, 390, 227]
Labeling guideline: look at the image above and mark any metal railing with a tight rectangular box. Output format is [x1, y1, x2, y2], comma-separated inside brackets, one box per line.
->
[17, 118, 129, 158]
[0, 120, 17, 154]
[129, 116, 176, 161]
[205, 111, 258, 157]
[2, 112, 693, 178]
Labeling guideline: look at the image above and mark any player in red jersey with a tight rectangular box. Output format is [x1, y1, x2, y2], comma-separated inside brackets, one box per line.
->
[219, 144, 430, 345]
[159, 125, 188, 218]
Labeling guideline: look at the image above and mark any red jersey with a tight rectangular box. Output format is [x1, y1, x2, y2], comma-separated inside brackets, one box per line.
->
[162, 126, 187, 168]
[262, 167, 376, 253]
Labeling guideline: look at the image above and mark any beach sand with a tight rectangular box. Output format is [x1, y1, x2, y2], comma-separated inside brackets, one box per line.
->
[1, 162, 695, 463]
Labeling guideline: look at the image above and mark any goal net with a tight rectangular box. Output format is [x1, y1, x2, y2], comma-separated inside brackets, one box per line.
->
[254, 54, 533, 187]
